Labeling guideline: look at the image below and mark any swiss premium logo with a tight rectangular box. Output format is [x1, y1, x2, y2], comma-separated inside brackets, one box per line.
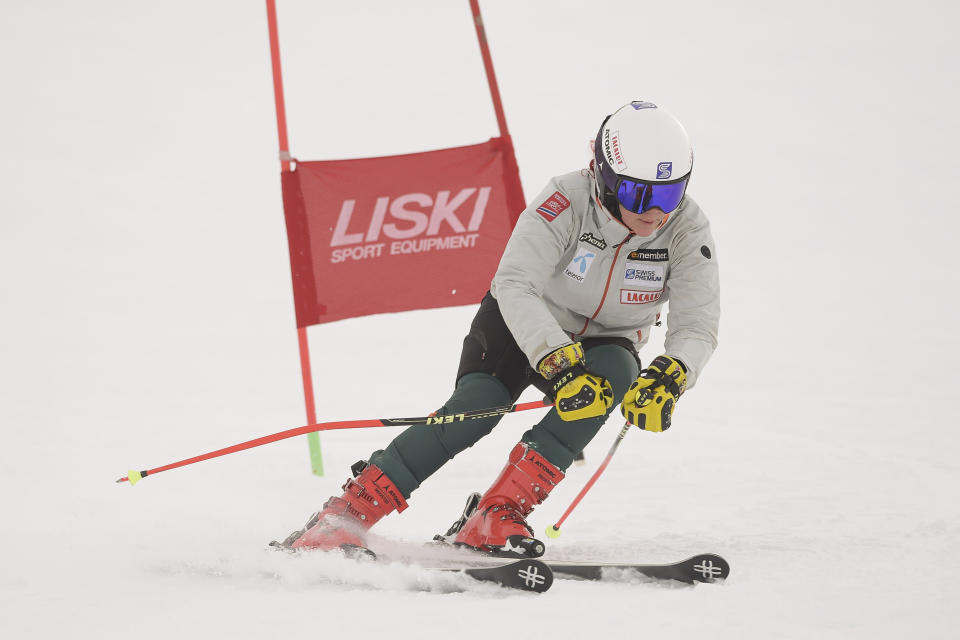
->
[624, 265, 664, 287]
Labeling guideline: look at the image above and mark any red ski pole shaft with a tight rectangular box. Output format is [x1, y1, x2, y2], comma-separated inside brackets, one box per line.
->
[546, 422, 631, 538]
[116, 400, 551, 485]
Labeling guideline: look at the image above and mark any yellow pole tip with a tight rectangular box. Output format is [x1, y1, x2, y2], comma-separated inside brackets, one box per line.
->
[545, 525, 561, 539]
[127, 470, 143, 486]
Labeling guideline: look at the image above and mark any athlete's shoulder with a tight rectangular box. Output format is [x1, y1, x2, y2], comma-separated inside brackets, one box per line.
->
[553, 170, 593, 195]
[665, 194, 716, 260]
[677, 194, 708, 222]
[530, 170, 593, 224]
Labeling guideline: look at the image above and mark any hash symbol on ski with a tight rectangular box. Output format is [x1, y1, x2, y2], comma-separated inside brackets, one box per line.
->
[694, 558, 723, 580]
[518, 564, 547, 588]
[460, 559, 554, 592]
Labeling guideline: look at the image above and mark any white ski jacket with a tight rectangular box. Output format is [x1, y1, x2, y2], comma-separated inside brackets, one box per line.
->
[490, 170, 719, 389]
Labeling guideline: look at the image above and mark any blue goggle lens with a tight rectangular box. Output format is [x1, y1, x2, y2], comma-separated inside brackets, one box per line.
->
[616, 178, 688, 214]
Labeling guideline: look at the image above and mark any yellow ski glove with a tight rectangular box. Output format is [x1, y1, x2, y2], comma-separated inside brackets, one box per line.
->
[537, 343, 614, 422]
[621, 355, 687, 432]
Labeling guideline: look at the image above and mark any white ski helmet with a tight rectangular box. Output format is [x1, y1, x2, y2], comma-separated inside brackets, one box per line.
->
[593, 101, 693, 217]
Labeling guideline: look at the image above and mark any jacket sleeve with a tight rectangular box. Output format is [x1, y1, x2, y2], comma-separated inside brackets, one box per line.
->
[663, 212, 720, 390]
[490, 181, 577, 370]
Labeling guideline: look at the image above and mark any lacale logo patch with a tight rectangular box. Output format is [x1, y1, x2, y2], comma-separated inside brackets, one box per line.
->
[623, 263, 664, 288]
[536, 191, 571, 222]
[630, 101, 658, 110]
[564, 247, 597, 283]
[657, 162, 672, 179]
[621, 289, 663, 304]
[579, 232, 607, 250]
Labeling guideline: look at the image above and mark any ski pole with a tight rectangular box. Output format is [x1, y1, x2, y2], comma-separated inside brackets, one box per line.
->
[545, 421, 631, 538]
[116, 399, 551, 486]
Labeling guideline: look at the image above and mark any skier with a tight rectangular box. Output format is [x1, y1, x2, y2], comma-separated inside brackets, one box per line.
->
[280, 101, 720, 557]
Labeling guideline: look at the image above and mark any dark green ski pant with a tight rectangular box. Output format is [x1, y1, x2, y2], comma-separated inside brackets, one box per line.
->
[368, 343, 639, 499]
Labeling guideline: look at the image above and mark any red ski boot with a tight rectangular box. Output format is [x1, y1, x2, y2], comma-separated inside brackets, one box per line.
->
[278, 462, 408, 555]
[453, 443, 564, 557]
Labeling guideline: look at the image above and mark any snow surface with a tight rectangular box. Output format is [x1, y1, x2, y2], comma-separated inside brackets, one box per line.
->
[2, 1, 958, 637]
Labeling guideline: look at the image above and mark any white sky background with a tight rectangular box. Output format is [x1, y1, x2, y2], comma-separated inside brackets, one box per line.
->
[1, 1, 958, 638]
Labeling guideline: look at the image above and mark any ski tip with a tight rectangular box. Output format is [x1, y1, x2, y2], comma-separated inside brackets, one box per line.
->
[545, 525, 561, 539]
[689, 554, 731, 582]
[463, 559, 554, 593]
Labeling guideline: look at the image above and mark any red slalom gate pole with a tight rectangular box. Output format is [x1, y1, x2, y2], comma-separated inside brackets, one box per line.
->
[470, 0, 509, 140]
[265, 0, 324, 475]
[265, 0, 291, 172]
[116, 400, 551, 485]
[469, 0, 526, 222]
[545, 422, 632, 539]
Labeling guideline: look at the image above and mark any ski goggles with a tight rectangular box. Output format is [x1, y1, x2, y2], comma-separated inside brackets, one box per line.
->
[609, 175, 689, 215]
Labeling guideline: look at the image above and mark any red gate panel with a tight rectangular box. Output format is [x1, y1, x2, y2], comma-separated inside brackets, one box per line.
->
[281, 137, 520, 327]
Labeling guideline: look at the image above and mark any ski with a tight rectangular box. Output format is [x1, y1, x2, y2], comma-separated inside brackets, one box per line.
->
[546, 553, 729, 584]
[429, 494, 727, 586]
[435, 559, 553, 593]
[270, 539, 553, 593]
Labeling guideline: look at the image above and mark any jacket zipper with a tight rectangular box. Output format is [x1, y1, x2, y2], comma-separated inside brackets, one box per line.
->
[575, 241, 627, 336]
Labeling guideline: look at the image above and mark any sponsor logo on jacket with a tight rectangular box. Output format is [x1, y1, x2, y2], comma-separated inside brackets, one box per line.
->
[564, 247, 596, 283]
[578, 232, 607, 250]
[623, 264, 664, 287]
[620, 289, 663, 304]
[627, 248, 669, 262]
[536, 191, 571, 221]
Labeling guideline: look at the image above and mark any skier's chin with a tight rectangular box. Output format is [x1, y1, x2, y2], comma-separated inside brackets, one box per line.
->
[631, 222, 658, 237]
[625, 216, 662, 236]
